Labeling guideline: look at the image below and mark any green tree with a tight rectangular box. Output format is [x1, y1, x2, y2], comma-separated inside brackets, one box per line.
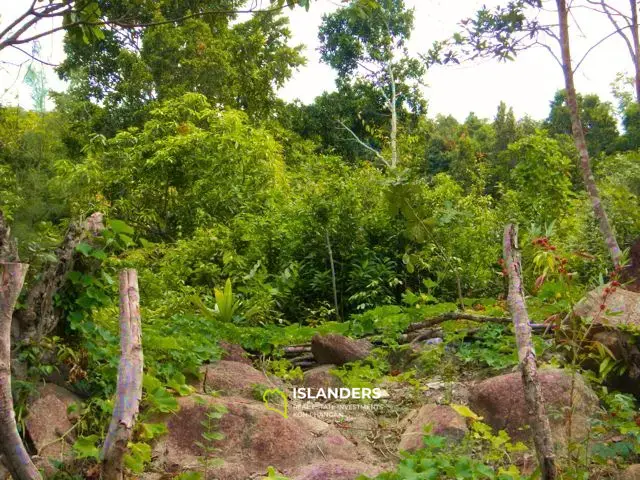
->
[74, 93, 286, 240]
[56, 8, 304, 134]
[545, 90, 619, 157]
[0, 0, 311, 51]
[141, 12, 304, 118]
[429, 0, 623, 268]
[504, 131, 574, 227]
[493, 101, 517, 152]
[319, 0, 425, 169]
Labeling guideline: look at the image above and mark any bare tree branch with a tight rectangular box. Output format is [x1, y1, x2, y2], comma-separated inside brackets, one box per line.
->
[533, 40, 564, 68]
[9, 45, 59, 67]
[573, 27, 631, 72]
[0, 1, 296, 51]
[336, 120, 391, 168]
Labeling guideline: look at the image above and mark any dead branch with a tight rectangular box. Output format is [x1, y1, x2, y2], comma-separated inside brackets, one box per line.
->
[405, 312, 512, 333]
[101, 269, 143, 480]
[504, 224, 556, 480]
[283, 345, 312, 357]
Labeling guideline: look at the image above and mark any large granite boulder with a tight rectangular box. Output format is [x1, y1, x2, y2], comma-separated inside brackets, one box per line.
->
[291, 460, 382, 480]
[311, 334, 372, 365]
[151, 395, 377, 479]
[398, 404, 468, 452]
[573, 285, 640, 394]
[469, 368, 600, 448]
[573, 284, 640, 328]
[197, 360, 281, 398]
[25, 384, 82, 474]
[218, 341, 252, 365]
[303, 364, 342, 392]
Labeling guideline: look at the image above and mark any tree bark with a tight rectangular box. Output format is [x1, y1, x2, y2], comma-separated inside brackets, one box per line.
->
[503, 224, 556, 480]
[12, 212, 104, 343]
[556, 0, 622, 267]
[388, 63, 398, 169]
[0, 262, 42, 480]
[101, 269, 143, 480]
[325, 230, 340, 321]
[630, 0, 640, 104]
[0, 212, 19, 263]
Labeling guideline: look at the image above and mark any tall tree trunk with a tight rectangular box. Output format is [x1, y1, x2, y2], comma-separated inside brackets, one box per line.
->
[12, 212, 104, 343]
[388, 63, 398, 169]
[0, 262, 42, 480]
[557, 0, 622, 267]
[631, 0, 640, 104]
[325, 230, 340, 321]
[101, 269, 143, 480]
[503, 224, 556, 480]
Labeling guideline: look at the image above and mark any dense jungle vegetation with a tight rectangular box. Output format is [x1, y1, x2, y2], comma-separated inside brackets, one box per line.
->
[1, 0, 640, 479]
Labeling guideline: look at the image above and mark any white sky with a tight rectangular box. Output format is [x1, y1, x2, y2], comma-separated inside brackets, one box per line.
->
[0, 0, 634, 122]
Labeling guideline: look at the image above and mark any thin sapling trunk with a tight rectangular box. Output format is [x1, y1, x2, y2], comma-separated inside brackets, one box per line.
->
[503, 224, 557, 480]
[101, 269, 144, 480]
[0, 262, 42, 480]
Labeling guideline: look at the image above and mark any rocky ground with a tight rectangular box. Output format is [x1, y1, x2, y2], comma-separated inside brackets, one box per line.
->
[5, 285, 640, 480]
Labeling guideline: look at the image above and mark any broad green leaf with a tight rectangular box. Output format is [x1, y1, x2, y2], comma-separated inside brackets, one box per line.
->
[451, 404, 481, 420]
[139, 422, 168, 440]
[76, 242, 92, 256]
[107, 219, 135, 235]
[147, 387, 179, 413]
[143, 374, 163, 393]
[124, 442, 151, 473]
[167, 373, 194, 396]
[72, 435, 100, 459]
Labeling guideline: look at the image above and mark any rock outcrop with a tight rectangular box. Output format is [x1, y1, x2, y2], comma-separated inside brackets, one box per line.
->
[573, 286, 640, 394]
[573, 285, 640, 328]
[303, 364, 342, 392]
[198, 360, 280, 398]
[218, 341, 252, 365]
[311, 334, 372, 365]
[291, 460, 383, 480]
[25, 384, 81, 474]
[398, 404, 468, 452]
[469, 368, 600, 447]
[622, 464, 640, 480]
[152, 395, 377, 479]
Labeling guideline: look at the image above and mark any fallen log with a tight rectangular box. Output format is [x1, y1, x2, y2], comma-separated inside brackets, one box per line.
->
[283, 345, 312, 357]
[289, 352, 315, 364]
[280, 315, 550, 357]
[291, 360, 317, 369]
[406, 312, 512, 333]
[401, 327, 442, 344]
